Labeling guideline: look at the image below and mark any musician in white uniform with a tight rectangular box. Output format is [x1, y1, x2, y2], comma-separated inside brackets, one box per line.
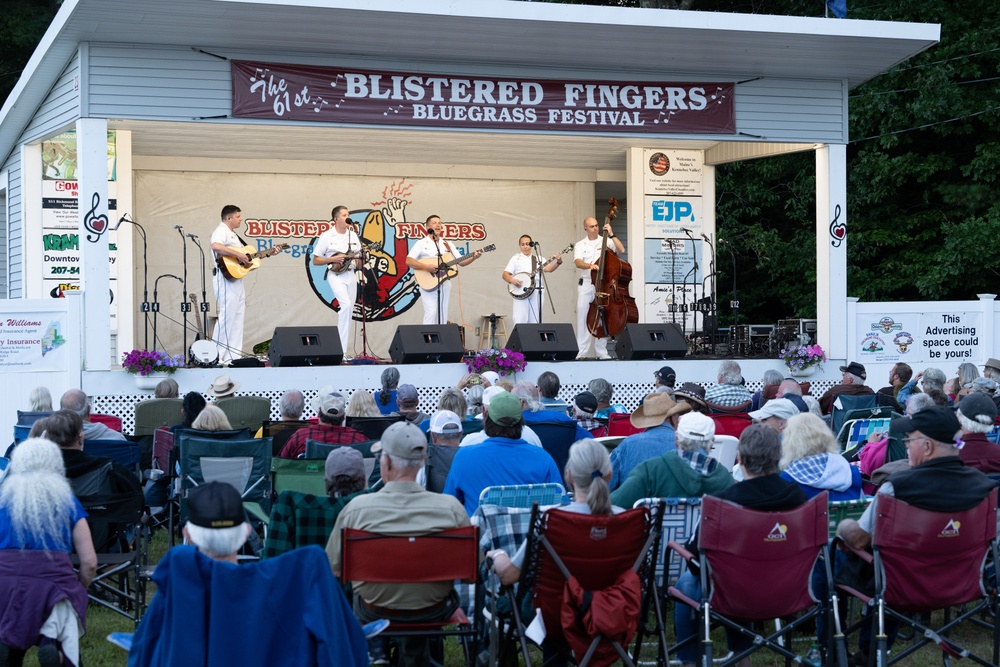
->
[502, 235, 563, 325]
[405, 215, 482, 325]
[313, 205, 362, 353]
[573, 216, 625, 359]
[210, 205, 249, 364]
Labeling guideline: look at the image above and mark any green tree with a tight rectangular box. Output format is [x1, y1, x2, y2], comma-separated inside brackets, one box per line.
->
[0, 0, 60, 106]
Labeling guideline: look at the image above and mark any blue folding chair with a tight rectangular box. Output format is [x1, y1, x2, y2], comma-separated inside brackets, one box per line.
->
[84, 439, 142, 475]
[478, 483, 566, 509]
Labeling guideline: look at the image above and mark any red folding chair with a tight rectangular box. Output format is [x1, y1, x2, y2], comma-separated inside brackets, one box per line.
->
[341, 524, 480, 666]
[707, 412, 752, 438]
[836, 489, 1000, 666]
[91, 412, 123, 432]
[608, 413, 642, 437]
[502, 504, 661, 667]
[668, 492, 841, 666]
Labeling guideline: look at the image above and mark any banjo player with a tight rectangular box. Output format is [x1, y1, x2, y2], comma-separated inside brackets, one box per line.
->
[502, 234, 564, 325]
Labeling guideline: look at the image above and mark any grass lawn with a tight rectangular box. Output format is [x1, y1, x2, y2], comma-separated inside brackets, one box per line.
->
[28, 527, 999, 667]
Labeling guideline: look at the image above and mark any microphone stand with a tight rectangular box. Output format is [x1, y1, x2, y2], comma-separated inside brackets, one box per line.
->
[681, 229, 698, 350]
[186, 233, 209, 338]
[432, 232, 445, 326]
[532, 242, 556, 321]
[669, 238, 678, 326]
[701, 233, 718, 356]
[113, 214, 150, 349]
[176, 227, 189, 365]
[152, 273, 183, 353]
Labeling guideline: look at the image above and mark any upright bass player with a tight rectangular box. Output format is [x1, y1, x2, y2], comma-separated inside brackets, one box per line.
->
[574, 215, 624, 359]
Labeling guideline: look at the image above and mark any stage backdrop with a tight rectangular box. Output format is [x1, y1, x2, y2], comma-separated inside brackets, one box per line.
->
[133, 171, 589, 359]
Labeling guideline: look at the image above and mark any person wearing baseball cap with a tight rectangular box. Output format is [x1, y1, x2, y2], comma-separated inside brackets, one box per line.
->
[183, 481, 251, 563]
[956, 393, 1000, 473]
[443, 391, 563, 516]
[836, 405, 997, 661]
[611, 411, 733, 509]
[279, 394, 368, 460]
[654, 366, 676, 390]
[326, 421, 469, 667]
[818, 360, 875, 415]
[422, 410, 464, 493]
[838, 406, 997, 553]
[748, 398, 799, 434]
[457, 387, 544, 449]
[391, 384, 429, 426]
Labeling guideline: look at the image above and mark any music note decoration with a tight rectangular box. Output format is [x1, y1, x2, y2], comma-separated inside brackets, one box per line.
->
[83, 192, 110, 244]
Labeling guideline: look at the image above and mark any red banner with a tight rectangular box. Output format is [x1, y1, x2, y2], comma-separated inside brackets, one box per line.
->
[232, 60, 735, 135]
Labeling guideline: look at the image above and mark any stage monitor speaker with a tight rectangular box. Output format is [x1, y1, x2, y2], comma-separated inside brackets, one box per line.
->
[389, 324, 465, 364]
[615, 323, 687, 360]
[268, 326, 343, 367]
[507, 323, 578, 361]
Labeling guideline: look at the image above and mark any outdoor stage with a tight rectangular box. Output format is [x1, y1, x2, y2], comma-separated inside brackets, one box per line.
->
[84, 357, 841, 434]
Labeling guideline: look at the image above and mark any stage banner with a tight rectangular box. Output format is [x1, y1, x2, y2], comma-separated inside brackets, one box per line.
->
[232, 60, 735, 134]
[0, 311, 70, 371]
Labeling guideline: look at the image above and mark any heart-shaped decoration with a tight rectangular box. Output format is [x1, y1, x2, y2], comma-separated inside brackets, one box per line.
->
[92, 217, 107, 232]
[833, 226, 845, 238]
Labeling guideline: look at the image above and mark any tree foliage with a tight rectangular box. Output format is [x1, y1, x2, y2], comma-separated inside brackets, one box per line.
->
[0, 0, 60, 106]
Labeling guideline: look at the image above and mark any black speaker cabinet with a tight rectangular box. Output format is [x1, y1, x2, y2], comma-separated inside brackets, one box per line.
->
[507, 323, 578, 361]
[268, 326, 343, 366]
[389, 324, 465, 363]
[615, 323, 687, 360]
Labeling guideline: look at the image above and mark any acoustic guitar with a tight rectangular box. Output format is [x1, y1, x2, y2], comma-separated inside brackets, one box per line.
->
[412, 244, 496, 291]
[216, 243, 289, 280]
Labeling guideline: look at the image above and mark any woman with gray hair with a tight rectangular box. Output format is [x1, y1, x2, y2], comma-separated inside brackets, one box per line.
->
[949, 362, 980, 401]
[28, 386, 53, 412]
[750, 369, 784, 412]
[0, 438, 96, 667]
[779, 413, 863, 501]
[374, 367, 400, 415]
[589, 378, 626, 419]
[898, 367, 951, 407]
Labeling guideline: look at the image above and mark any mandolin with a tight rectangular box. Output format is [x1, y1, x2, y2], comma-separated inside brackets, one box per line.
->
[216, 243, 289, 280]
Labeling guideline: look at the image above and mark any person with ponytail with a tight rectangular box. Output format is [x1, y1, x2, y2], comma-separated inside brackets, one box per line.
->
[0, 438, 96, 667]
[373, 367, 400, 415]
[488, 438, 623, 586]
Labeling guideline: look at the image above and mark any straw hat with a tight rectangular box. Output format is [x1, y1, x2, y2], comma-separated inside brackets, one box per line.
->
[630, 392, 691, 429]
[208, 374, 240, 398]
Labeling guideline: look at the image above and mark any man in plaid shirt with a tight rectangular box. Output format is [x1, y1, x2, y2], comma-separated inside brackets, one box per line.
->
[704, 360, 752, 407]
[279, 394, 368, 459]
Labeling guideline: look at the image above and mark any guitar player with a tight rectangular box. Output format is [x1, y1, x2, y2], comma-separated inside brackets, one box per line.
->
[210, 204, 250, 364]
[312, 205, 362, 353]
[405, 214, 482, 325]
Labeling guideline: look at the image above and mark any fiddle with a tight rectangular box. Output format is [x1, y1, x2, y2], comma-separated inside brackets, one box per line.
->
[586, 197, 639, 338]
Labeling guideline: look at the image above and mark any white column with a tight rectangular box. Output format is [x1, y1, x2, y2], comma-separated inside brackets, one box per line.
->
[77, 118, 111, 370]
[978, 294, 997, 365]
[816, 144, 848, 360]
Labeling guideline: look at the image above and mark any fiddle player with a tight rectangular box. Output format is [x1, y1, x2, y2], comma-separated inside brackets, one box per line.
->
[312, 205, 362, 354]
[574, 217, 624, 359]
[502, 235, 562, 325]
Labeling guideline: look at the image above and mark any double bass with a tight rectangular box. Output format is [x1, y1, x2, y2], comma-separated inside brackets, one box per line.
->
[586, 198, 639, 338]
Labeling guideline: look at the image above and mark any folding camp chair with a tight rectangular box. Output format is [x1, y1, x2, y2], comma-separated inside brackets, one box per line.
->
[304, 439, 380, 486]
[830, 395, 880, 435]
[706, 400, 751, 415]
[608, 413, 642, 437]
[271, 457, 327, 496]
[986, 423, 1000, 444]
[70, 463, 149, 625]
[345, 415, 405, 440]
[708, 435, 738, 470]
[631, 497, 702, 666]
[707, 413, 752, 438]
[502, 504, 661, 667]
[528, 420, 579, 476]
[84, 438, 142, 475]
[216, 395, 272, 432]
[178, 434, 272, 556]
[261, 419, 311, 457]
[478, 483, 566, 509]
[341, 524, 480, 667]
[828, 497, 873, 540]
[425, 443, 459, 493]
[133, 398, 183, 436]
[91, 413, 124, 432]
[836, 489, 1000, 667]
[668, 492, 843, 667]
[839, 417, 893, 457]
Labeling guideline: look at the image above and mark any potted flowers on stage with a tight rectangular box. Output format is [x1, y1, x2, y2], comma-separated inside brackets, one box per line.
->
[780, 343, 826, 378]
[122, 349, 184, 389]
[466, 348, 527, 379]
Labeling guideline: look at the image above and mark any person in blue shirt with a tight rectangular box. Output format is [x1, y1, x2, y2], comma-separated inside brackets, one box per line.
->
[609, 392, 691, 490]
[514, 381, 591, 441]
[444, 391, 562, 516]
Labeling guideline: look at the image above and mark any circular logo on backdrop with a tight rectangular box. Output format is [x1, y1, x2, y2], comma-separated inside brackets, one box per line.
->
[306, 207, 419, 322]
[648, 152, 671, 176]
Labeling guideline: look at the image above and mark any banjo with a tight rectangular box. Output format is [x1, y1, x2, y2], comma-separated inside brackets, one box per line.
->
[188, 293, 220, 367]
[508, 243, 574, 300]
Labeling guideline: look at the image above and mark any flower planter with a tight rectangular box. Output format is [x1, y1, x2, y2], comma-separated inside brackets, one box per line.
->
[788, 366, 817, 378]
[133, 373, 167, 390]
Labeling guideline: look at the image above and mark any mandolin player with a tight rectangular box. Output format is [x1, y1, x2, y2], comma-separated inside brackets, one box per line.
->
[312, 205, 363, 353]
[502, 234, 563, 325]
[210, 204, 250, 365]
[574, 216, 624, 359]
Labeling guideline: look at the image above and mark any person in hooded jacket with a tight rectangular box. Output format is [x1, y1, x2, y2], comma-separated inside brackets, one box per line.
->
[779, 412, 864, 501]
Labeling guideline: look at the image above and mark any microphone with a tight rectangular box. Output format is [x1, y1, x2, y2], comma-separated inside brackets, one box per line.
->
[702, 233, 712, 243]
[527, 241, 536, 248]
[346, 218, 356, 225]
[428, 228, 437, 238]
[681, 228, 694, 234]
[186, 233, 199, 239]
